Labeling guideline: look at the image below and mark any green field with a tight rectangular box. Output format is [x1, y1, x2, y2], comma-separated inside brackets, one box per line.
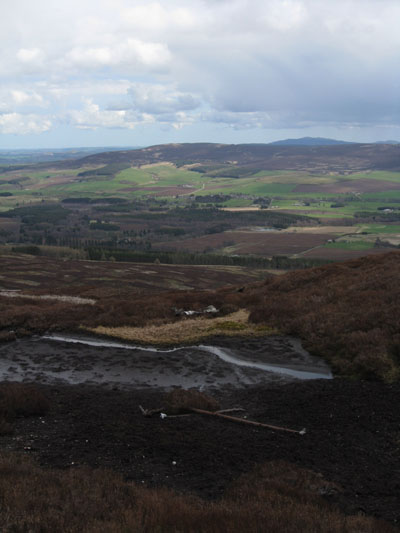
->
[344, 171, 400, 183]
[357, 223, 400, 234]
[324, 240, 375, 251]
[0, 159, 399, 263]
[1, 163, 400, 223]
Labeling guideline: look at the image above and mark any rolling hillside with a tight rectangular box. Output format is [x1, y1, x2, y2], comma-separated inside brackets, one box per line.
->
[58, 142, 400, 173]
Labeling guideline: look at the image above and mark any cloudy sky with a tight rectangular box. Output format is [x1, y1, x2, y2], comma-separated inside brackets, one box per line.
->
[1, 0, 400, 148]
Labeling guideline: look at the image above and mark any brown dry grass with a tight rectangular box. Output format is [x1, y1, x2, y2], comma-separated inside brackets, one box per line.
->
[158, 231, 333, 256]
[220, 206, 261, 211]
[247, 251, 400, 381]
[0, 453, 394, 532]
[0, 252, 267, 295]
[0, 252, 399, 381]
[283, 225, 356, 234]
[87, 310, 276, 345]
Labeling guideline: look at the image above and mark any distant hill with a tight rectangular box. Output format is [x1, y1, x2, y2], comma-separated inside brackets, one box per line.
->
[0, 146, 140, 165]
[268, 137, 400, 146]
[268, 137, 355, 146]
[53, 142, 400, 173]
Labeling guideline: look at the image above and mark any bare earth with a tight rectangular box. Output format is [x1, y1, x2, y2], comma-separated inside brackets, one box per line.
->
[0, 334, 398, 525]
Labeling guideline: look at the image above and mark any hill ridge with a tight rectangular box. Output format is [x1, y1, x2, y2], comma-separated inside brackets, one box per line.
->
[60, 142, 400, 173]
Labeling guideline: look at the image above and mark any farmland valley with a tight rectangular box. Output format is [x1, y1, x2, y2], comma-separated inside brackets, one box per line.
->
[0, 143, 399, 531]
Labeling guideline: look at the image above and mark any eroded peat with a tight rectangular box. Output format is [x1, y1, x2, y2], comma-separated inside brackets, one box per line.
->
[0, 379, 399, 527]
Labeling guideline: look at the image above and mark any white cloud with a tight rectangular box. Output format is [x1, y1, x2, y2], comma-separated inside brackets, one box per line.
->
[68, 99, 138, 129]
[11, 90, 44, 106]
[122, 3, 197, 31]
[14, 48, 46, 75]
[66, 39, 171, 71]
[202, 110, 272, 129]
[0, 113, 52, 135]
[127, 84, 200, 114]
[44, 80, 132, 101]
[261, 0, 307, 31]
[1, 0, 400, 142]
[170, 111, 195, 129]
[16, 47, 44, 63]
[68, 96, 196, 131]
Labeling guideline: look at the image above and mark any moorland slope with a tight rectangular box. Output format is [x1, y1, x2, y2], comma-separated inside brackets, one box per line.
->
[91, 251, 400, 380]
[0, 251, 399, 531]
[59, 142, 400, 173]
[0, 251, 398, 380]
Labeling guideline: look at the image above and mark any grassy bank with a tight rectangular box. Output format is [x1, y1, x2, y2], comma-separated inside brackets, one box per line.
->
[87, 310, 276, 345]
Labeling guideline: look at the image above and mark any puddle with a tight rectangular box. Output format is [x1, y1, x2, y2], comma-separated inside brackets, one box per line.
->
[42, 335, 178, 353]
[0, 334, 332, 390]
[197, 345, 332, 380]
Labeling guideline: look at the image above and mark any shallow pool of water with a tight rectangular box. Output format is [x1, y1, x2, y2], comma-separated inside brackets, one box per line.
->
[0, 334, 332, 390]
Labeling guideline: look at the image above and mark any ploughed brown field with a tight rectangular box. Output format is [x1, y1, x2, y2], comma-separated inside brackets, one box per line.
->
[156, 230, 335, 255]
[303, 247, 390, 261]
[294, 178, 400, 194]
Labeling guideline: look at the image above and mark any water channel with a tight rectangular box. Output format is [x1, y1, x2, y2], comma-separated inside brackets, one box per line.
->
[0, 334, 332, 390]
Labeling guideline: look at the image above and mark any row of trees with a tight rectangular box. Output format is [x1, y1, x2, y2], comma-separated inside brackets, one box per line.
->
[86, 247, 330, 270]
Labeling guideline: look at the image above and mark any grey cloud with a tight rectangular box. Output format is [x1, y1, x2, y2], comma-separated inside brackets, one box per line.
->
[125, 85, 200, 115]
[202, 44, 400, 128]
[202, 110, 271, 129]
[2, 0, 400, 140]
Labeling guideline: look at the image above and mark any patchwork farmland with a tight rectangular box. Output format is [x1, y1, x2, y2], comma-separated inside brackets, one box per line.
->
[0, 143, 399, 264]
[1, 144, 400, 530]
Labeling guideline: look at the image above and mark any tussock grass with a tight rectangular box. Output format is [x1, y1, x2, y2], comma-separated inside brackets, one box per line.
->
[86, 310, 277, 345]
[0, 453, 394, 532]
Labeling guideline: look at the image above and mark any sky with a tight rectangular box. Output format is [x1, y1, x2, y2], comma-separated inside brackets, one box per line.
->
[1, 0, 400, 149]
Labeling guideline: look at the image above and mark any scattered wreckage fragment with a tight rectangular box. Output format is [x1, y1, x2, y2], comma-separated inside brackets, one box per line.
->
[173, 305, 219, 317]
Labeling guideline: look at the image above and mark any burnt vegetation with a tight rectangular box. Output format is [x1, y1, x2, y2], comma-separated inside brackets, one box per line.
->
[0, 383, 49, 435]
[0, 379, 399, 531]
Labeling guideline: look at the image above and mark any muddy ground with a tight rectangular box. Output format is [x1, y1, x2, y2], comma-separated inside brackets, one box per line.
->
[0, 336, 399, 526]
[0, 335, 331, 388]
